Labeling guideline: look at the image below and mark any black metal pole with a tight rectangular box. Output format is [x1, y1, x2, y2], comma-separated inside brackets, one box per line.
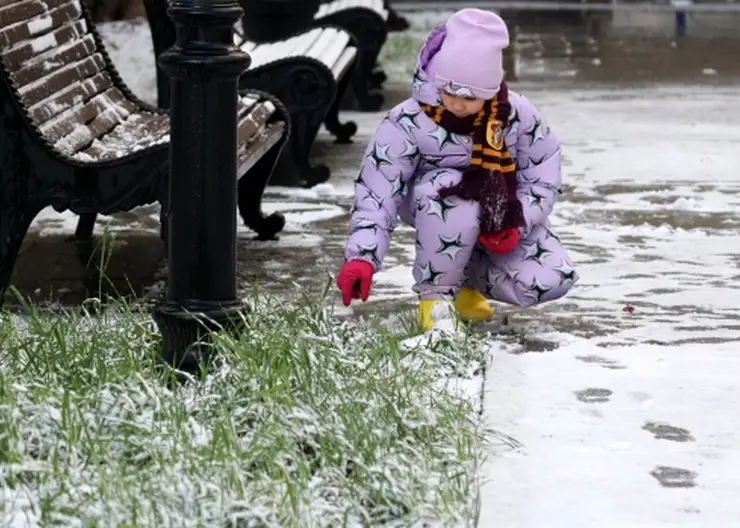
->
[152, 0, 251, 374]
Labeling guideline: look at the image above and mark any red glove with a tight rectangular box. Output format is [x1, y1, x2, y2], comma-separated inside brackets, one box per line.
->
[336, 260, 374, 306]
[479, 228, 520, 255]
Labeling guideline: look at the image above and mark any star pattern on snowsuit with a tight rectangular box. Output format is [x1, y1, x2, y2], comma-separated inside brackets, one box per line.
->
[435, 233, 465, 261]
[429, 170, 449, 186]
[353, 219, 379, 236]
[398, 139, 419, 160]
[396, 108, 421, 130]
[502, 262, 521, 281]
[525, 118, 546, 146]
[411, 69, 425, 92]
[553, 259, 576, 286]
[422, 155, 444, 168]
[357, 243, 380, 266]
[428, 125, 461, 150]
[522, 239, 553, 266]
[354, 164, 367, 185]
[425, 196, 457, 222]
[366, 142, 393, 170]
[419, 262, 445, 285]
[523, 276, 553, 304]
[524, 187, 546, 209]
[438, 287, 458, 300]
[484, 267, 509, 297]
[358, 184, 385, 210]
[544, 226, 561, 243]
[527, 154, 549, 168]
[390, 177, 405, 198]
[508, 105, 521, 134]
[483, 278, 498, 299]
[517, 170, 541, 185]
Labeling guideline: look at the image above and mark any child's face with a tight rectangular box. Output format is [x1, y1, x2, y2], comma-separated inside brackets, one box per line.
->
[441, 92, 486, 117]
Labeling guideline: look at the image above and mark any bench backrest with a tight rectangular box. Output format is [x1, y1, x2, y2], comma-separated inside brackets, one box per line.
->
[0, 0, 155, 158]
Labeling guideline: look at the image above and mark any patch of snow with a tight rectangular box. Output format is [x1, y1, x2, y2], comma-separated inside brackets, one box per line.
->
[479, 340, 740, 527]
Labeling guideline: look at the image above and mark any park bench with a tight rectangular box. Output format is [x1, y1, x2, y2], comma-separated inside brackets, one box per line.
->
[237, 0, 389, 111]
[0, 0, 289, 295]
[315, 0, 389, 110]
[144, 0, 359, 188]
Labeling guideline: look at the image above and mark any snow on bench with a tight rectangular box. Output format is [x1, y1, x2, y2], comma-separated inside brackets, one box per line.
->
[0, 0, 284, 174]
[237, 27, 357, 81]
[316, 0, 389, 21]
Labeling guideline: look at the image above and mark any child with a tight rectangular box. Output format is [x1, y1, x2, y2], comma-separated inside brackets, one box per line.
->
[336, 8, 578, 331]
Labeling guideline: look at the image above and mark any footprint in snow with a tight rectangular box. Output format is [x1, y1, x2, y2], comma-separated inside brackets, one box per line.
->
[643, 421, 695, 442]
[574, 387, 613, 404]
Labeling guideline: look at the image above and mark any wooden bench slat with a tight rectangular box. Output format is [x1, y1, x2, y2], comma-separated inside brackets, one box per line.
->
[305, 27, 337, 63]
[233, 34, 256, 53]
[306, 28, 349, 70]
[246, 28, 323, 70]
[237, 93, 260, 112]
[331, 46, 357, 80]
[0, 0, 69, 30]
[236, 98, 275, 147]
[3, 18, 87, 70]
[4, 14, 88, 69]
[315, 0, 388, 20]
[28, 71, 109, 123]
[75, 112, 169, 162]
[19, 52, 107, 106]
[44, 87, 136, 151]
[11, 32, 95, 88]
[0, 0, 81, 49]
[242, 26, 357, 79]
[237, 122, 285, 177]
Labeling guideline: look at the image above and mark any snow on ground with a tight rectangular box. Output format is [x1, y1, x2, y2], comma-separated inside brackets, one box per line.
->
[26, 18, 740, 526]
[481, 341, 740, 527]
[475, 85, 740, 527]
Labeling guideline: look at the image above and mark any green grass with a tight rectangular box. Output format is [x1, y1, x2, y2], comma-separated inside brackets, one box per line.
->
[378, 30, 429, 83]
[0, 286, 492, 527]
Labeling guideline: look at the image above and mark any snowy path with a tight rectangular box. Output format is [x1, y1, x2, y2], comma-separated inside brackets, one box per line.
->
[476, 86, 740, 527]
[480, 340, 740, 527]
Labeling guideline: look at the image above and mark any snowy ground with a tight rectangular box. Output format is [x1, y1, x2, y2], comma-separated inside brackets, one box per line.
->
[474, 86, 740, 527]
[14, 16, 740, 527]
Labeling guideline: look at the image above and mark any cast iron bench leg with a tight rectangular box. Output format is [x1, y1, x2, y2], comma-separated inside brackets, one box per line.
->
[74, 213, 97, 240]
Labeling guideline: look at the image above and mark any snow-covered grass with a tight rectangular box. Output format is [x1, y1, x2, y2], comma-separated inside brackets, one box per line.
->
[0, 288, 491, 526]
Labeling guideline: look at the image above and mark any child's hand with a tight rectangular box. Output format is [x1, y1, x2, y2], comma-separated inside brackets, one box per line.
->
[478, 228, 520, 255]
[336, 260, 375, 306]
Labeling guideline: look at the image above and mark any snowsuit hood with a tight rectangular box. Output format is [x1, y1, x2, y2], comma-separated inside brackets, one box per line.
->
[410, 24, 447, 107]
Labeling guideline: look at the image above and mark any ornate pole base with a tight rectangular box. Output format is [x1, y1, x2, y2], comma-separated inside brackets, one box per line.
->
[152, 300, 248, 375]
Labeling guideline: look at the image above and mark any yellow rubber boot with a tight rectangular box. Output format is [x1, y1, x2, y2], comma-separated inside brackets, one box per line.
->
[454, 286, 494, 323]
[418, 299, 457, 332]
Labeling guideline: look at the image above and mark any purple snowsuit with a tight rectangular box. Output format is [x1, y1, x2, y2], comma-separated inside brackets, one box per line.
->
[343, 26, 578, 306]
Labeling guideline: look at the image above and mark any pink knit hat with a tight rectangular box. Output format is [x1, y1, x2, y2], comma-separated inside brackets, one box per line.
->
[434, 8, 510, 100]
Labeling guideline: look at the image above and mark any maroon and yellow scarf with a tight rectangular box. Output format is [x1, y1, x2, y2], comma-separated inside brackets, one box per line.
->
[421, 81, 523, 234]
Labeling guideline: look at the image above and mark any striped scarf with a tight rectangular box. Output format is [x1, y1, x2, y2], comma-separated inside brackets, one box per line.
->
[421, 81, 523, 234]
